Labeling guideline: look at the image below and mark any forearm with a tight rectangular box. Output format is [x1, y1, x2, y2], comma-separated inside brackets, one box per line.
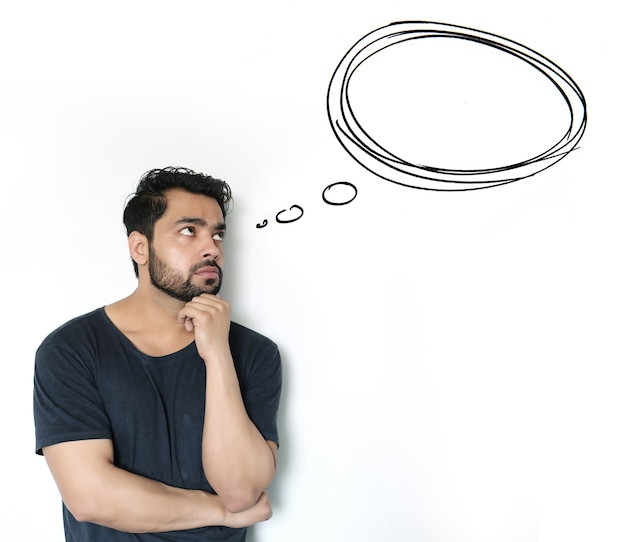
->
[43, 441, 271, 533]
[202, 355, 277, 512]
[179, 295, 277, 512]
[55, 459, 226, 532]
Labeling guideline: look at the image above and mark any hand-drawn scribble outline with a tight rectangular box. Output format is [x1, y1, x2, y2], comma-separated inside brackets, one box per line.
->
[327, 21, 587, 191]
[256, 219, 269, 228]
[276, 205, 304, 224]
[322, 181, 358, 205]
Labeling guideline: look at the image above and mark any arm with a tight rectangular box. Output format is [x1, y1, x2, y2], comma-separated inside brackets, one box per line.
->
[179, 295, 278, 513]
[43, 439, 272, 533]
[202, 351, 278, 513]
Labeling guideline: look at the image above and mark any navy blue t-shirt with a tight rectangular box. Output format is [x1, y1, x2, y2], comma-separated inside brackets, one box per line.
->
[34, 307, 281, 541]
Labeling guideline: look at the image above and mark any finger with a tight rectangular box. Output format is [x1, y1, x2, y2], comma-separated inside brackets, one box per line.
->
[176, 311, 195, 330]
[185, 296, 224, 311]
[184, 299, 230, 317]
[184, 318, 194, 332]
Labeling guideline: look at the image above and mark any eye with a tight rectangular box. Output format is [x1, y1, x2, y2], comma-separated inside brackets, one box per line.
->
[213, 231, 225, 242]
[180, 226, 195, 236]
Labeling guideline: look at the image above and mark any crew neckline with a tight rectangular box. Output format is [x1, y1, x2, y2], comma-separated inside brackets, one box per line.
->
[98, 307, 197, 361]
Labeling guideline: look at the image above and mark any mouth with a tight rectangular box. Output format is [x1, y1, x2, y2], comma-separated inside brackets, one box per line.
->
[190, 260, 223, 282]
[194, 266, 220, 279]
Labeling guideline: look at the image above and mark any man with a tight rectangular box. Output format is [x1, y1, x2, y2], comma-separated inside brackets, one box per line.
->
[34, 167, 282, 541]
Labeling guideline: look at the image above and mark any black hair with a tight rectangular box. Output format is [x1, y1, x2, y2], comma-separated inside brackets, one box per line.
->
[123, 167, 232, 277]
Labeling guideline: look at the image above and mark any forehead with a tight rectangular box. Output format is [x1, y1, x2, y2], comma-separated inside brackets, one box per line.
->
[159, 189, 224, 225]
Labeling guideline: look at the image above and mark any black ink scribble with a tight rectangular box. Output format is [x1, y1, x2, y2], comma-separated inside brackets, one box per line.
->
[327, 21, 587, 191]
[257, 180, 362, 228]
[322, 182, 358, 205]
[276, 205, 304, 223]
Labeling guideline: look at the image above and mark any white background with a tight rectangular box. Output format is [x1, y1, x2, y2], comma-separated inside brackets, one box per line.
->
[1, 1, 624, 541]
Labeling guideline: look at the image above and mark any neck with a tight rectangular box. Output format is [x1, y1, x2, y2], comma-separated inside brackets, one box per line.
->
[109, 281, 186, 330]
[141, 280, 188, 317]
[105, 286, 196, 356]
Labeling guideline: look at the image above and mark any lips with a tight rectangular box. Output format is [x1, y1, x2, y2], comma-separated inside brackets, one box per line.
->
[194, 266, 220, 278]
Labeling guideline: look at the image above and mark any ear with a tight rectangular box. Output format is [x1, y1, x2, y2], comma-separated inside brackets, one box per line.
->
[128, 231, 149, 269]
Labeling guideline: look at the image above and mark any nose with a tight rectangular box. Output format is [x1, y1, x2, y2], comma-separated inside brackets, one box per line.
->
[201, 234, 220, 260]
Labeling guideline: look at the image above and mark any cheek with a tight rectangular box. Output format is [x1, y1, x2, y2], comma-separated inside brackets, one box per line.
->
[155, 242, 193, 270]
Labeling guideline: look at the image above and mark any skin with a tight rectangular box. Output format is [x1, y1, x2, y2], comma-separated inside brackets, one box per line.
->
[43, 188, 278, 532]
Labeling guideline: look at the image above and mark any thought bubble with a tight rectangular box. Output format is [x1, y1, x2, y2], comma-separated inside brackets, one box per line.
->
[326, 21, 587, 191]
[256, 21, 587, 228]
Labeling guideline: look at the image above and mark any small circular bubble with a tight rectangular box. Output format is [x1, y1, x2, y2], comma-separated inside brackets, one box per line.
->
[322, 182, 358, 205]
[276, 205, 304, 223]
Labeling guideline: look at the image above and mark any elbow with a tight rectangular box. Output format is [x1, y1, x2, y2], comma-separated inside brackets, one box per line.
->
[64, 492, 104, 524]
[205, 452, 277, 513]
[213, 474, 276, 514]
[221, 490, 263, 514]
[61, 483, 117, 525]
[70, 507, 96, 524]
[204, 470, 273, 513]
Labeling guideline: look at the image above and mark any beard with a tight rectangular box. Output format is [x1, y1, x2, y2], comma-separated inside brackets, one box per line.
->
[148, 247, 223, 302]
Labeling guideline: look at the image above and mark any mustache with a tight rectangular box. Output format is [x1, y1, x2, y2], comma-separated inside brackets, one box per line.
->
[189, 259, 223, 278]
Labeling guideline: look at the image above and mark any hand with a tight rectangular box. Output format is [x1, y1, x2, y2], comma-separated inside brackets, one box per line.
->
[222, 492, 272, 528]
[177, 294, 231, 362]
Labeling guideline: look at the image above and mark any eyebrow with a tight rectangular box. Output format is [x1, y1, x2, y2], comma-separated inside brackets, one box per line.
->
[174, 217, 227, 231]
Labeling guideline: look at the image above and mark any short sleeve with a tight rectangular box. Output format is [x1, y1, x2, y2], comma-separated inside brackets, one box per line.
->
[34, 342, 112, 455]
[239, 340, 282, 447]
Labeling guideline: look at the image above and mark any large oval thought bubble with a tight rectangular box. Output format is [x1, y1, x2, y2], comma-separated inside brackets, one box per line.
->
[327, 21, 587, 191]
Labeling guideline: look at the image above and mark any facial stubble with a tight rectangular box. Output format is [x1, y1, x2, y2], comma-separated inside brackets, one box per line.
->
[148, 247, 223, 302]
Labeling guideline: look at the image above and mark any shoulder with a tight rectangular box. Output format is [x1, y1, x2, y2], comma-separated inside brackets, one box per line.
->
[36, 308, 110, 363]
[229, 322, 278, 351]
[229, 322, 281, 376]
[40, 308, 106, 345]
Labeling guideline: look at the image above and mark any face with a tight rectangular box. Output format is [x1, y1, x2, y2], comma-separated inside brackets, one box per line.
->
[147, 189, 226, 302]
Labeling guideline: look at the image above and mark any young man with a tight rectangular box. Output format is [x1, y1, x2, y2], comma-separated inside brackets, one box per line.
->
[34, 167, 282, 541]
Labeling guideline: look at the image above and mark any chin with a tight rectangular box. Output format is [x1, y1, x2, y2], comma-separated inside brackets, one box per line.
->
[200, 281, 221, 296]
